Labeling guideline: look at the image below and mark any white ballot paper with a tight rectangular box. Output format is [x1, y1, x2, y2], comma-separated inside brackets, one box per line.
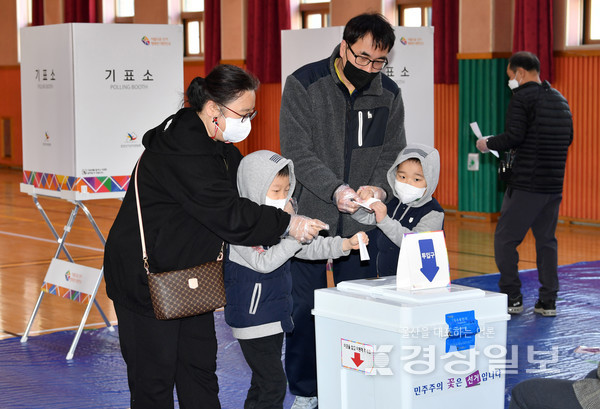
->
[470, 122, 499, 158]
[358, 233, 370, 261]
[353, 197, 381, 210]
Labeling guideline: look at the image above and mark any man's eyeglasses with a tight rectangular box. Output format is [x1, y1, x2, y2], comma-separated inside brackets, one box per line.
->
[346, 44, 388, 71]
[221, 104, 257, 123]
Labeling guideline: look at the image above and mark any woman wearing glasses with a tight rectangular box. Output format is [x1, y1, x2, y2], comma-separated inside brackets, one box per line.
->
[103, 64, 327, 409]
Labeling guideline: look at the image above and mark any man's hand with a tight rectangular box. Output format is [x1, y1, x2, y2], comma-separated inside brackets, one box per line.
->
[357, 185, 387, 202]
[476, 137, 491, 153]
[333, 184, 360, 214]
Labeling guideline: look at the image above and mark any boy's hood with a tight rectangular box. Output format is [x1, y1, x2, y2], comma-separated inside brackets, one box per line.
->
[237, 150, 296, 204]
[387, 143, 440, 208]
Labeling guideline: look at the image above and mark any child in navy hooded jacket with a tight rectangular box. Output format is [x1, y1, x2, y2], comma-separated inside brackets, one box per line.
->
[353, 143, 444, 277]
[225, 150, 365, 409]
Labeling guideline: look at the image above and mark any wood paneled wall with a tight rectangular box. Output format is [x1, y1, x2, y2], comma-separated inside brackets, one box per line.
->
[554, 55, 600, 221]
[0, 66, 22, 168]
[433, 83, 459, 208]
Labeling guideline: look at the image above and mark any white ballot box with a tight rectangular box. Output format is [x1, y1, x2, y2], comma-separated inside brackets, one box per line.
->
[313, 276, 510, 409]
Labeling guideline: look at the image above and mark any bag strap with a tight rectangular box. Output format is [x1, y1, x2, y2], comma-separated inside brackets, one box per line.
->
[133, 152, 224, 276]
[133, 153, 151, 275]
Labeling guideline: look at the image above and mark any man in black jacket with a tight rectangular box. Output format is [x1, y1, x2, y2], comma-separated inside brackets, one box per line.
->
[477, 51, 573, 317]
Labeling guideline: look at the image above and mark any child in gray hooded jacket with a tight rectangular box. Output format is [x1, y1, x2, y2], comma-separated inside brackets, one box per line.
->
[353, 143, 444, 276]
[224, 150, 365, 409]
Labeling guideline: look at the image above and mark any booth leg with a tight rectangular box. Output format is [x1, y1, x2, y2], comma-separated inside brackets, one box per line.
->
[93, 297, 114, 331]
[66, 267, 107, 360]
[32, 195, 75, 262]
[77, 201, 113, 331]
[21, 291, 45, 343]
[76, 201, 106, 245]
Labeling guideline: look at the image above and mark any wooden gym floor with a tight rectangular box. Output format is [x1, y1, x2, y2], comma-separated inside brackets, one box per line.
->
[0, 166, 599, 340]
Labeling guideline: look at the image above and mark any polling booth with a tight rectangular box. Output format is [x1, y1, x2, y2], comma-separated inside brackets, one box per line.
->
[312, 232, 510, 408]
[281, 26, 434, 147]
[18, 23, 183, 359]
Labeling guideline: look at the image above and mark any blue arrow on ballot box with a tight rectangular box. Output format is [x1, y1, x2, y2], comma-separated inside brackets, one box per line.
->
[418, 239, 439, 282]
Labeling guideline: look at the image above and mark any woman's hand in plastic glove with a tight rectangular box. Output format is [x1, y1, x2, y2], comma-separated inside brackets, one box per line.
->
[288, 214, 329, 243]
[343, 231, 369, 251]
[333, 184, 360, 214]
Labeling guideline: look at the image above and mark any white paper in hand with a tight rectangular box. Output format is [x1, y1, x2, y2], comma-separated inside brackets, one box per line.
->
[353, 197, 381, 210]
[470, 122, 499, 158]
[358, 233, 370, 261]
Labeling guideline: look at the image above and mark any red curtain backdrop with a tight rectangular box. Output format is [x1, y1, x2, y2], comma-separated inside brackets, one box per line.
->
[204, 0, 221, 73]
[513, 0, 553, 82]
[32, 0, 44, 26]
[64, 0, 97, 23]
[432, 0, 458, 84]
[246, 0, 291, 83]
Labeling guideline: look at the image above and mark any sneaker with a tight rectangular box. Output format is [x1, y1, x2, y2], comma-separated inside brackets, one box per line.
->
[534, 299, 556, 317]
[291, 396, 318, 409]
[507, 294, 523, 314]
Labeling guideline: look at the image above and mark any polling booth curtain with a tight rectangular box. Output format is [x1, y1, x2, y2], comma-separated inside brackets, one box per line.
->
[246, 0, 291, 83]
[432, 0, 458, 84]
[204, 0, 221, 73]
[32, 0, 44, 26]
[513, 0, 553, 82]
[64, 0, 97, 23]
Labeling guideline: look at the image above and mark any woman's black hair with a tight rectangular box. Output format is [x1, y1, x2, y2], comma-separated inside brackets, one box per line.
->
[186, 64, 260, 111]
[343, 13, 396, 52]
[509, 51, 541, 73]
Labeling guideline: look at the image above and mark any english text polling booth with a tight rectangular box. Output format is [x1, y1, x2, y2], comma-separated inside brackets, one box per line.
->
[281, 26, 434, 146]
[312, 232, 510, 408]
[19, 23, 183, 359]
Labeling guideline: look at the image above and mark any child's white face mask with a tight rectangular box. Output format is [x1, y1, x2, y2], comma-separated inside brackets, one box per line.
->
[394, 180, 426, 204]
[265, 197, 287, 210]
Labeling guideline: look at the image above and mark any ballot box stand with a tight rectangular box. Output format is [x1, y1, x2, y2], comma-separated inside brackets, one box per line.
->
[19, 186, 121, 360]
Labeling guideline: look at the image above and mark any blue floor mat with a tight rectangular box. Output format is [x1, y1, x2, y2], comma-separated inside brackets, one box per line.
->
[453, 260, 600, 408]
[1, 261, 598, 408]
[0, 312, 294, 409]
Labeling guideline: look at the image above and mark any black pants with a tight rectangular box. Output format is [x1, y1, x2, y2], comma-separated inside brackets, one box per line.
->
[114, 303, 220, 409]
[238, 333, 287, 409]
[285, 230, 378, 397]
[495, 188, 562, 301]
[508, 368, 597, 409]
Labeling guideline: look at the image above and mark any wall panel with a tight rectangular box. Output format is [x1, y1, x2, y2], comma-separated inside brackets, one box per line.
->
[239, 83, 282, 156]
[434, 83, 459, 208]
[0, 66, 22, 167]
[458, 58, 510, 212]
[554, 56, 600, 221]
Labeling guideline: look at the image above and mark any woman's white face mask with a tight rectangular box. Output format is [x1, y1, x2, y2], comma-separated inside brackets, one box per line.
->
[216, 109, 252, 143]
